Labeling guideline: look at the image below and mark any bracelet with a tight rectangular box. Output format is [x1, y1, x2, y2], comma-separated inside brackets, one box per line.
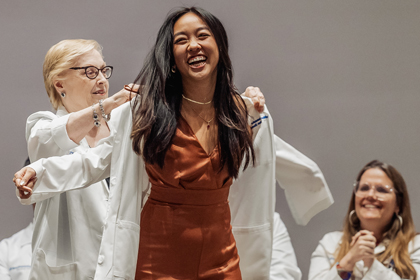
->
[336, 263, 352, 280]
[99, 99, 111, 122]
[92, 105, 101, 127]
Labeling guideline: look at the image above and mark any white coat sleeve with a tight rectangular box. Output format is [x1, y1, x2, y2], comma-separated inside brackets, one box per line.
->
[363, 235, 420, 280]
[26, 111, 78, 162]
[18, 136, 113, 205]
[274, 135, 334, 225]
[0, 239, 11, 280]
[270, 212, 302, 280]
[308, 232, 342, 280]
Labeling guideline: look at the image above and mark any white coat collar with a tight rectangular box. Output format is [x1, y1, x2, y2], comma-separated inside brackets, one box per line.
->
[56, 106, 69, 117]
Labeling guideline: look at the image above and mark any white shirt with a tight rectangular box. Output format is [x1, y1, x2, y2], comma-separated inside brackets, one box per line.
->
[0, 222, 33, 280]
[25, 107, 110, 279]
[23, 99, 333, 279]
[309, 231, 420, 280]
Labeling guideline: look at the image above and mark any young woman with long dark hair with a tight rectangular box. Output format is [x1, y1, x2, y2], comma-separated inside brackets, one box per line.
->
[14, 6, 333, 279]
[128, 7, 255, 278]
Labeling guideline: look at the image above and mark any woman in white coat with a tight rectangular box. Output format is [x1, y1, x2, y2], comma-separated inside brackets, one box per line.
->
[15, 8, 333, 279]
[309, 160, 420, 280]
[22, 39, 138, 279]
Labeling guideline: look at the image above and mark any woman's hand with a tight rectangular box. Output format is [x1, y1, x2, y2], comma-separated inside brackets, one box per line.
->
[242, 86, 265, 113]
[339, 230, 376, 271]
[108, 83, 140, 110]
[13, 167, 37, 199]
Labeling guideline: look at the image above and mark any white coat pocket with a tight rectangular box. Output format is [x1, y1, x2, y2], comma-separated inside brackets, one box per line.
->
[232, 223, 271, 280]
[30, 249, 77, 280]
[113, 220, 140, 280]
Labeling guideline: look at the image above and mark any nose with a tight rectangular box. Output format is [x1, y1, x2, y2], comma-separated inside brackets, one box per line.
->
[187, 38, 201, 52]
[96, 71, 107, 84]
[366, 187, 377, 199]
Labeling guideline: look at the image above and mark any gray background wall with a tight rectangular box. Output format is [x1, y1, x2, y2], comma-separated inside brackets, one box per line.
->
[1, 1, 420, 279]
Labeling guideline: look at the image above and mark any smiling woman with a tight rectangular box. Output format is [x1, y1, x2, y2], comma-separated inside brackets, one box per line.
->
[20, 39, 137, 279]
[309, 160, 420, 280]
[130, 7, 254, 278]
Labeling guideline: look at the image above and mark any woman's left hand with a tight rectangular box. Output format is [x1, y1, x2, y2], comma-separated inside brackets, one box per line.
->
[242, 86, 265, 113]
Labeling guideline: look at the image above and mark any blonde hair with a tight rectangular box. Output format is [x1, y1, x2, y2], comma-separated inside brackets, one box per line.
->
[43, 39, 103, 110]
[335, 160, 417, 279]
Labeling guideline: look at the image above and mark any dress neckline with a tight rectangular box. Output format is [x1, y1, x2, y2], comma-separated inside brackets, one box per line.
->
[179, 115, 218, 157]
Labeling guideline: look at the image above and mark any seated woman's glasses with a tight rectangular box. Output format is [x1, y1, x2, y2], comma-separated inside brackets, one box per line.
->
[353, 182, 395, 201]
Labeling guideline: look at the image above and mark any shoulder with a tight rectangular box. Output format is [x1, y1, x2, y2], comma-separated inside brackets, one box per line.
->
[27, 110, 57, 123]
[319, 231, 343, 248]
[408, 234, 420, 252]
[0, 223, 32, 250]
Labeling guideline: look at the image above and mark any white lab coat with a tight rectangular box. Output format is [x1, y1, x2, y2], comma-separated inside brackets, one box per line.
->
[309, 231, 420, 280]
[24, 107, 110, 279]
[23, 99, 333, 279]
[270, 213, 302, 280]
[0, 222, 33, 280]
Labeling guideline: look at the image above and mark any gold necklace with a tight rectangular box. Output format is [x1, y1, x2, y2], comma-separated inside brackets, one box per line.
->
[182, 94, 212, 105]
[183, 102, 215, 130]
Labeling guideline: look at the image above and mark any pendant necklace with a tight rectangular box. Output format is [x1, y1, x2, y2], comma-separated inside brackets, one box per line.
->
[183, 101, 214, 130]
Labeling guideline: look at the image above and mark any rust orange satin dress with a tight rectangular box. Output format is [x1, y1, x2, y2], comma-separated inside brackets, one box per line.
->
[135, 116, 242, 279]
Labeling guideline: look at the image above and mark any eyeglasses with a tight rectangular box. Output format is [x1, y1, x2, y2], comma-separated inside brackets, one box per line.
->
[353, 182, 395, 201]
[69, 66, 113, 79]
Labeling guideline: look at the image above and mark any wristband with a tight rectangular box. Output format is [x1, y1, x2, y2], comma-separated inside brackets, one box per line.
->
[336, 263, 352, 280]
[99, 99, 111, 122]
[92, 105, 101, 127]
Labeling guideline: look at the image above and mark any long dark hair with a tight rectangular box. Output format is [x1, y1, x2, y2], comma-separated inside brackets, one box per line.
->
[130, 7, 254, 178]
[336, 160, 417, 279]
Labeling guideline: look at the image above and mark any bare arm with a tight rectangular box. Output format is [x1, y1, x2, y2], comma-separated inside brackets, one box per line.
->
[67, 84, 138, 144]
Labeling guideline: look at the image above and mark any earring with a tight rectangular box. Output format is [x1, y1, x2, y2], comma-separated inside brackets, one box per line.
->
[171, 66, 176, 73]
[396, 213, 403, 228]
[61, 92, 66, 98]
[349, 210, 358, 227]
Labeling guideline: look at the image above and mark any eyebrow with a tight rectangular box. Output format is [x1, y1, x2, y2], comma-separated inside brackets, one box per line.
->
[81, 63, 107, 68]
[173, 27, 211, 38]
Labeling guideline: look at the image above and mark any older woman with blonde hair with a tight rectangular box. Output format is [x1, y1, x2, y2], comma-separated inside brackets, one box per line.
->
[22, 39, 136, 279]
[309, 160, 420, 280]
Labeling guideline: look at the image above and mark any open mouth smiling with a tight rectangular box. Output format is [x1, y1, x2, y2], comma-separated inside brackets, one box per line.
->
[93, 90, 106, 95]
[188, 56, 207, 67]
[363, 204, 381, 210]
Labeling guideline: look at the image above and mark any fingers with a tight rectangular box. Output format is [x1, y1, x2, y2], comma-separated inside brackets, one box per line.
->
[124, 83, 140, 93]
[243, 86, 265, 113]
[14, 167, 36, 199]
[16, 167, 36, 187]
[359, 230, 374, 236]
[351, 230, 375, 246]
[357, 238, 376, 250]
[350, 231, 362, 246]
[18, 187, 32, 199]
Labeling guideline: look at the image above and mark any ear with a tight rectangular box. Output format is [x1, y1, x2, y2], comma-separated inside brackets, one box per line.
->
[53, 80, 65, 94]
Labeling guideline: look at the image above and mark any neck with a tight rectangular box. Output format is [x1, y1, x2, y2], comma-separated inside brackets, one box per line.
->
[181, 76, 216, 104]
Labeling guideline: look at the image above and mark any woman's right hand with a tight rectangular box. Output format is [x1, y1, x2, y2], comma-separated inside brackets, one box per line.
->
[108, 83, 140, 110]
[339, 230, 376, 271]
[13, 167, 37, 199]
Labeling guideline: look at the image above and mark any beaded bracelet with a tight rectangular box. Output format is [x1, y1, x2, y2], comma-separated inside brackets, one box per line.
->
[99, 99, 111, 122]
[336, 263, 352, 280]
[92, 105, 101, 127]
